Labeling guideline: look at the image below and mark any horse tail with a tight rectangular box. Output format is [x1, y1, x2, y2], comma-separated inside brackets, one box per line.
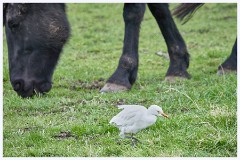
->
[172, 3, 204, 24]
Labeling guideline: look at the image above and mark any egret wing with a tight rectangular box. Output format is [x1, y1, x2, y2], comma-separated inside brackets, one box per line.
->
[110, 105, 147, 127]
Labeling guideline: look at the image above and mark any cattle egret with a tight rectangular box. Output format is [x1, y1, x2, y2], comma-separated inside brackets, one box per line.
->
[110, 105, 168, 145]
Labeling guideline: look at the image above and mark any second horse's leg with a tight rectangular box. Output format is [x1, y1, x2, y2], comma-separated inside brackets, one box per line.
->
[217, 38, 237, 75]
[148, 3, 191, 81]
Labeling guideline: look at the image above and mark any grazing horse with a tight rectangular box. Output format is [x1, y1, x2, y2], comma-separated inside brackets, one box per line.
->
[172, 3, 237, 75]
[4, 3, 190, 98]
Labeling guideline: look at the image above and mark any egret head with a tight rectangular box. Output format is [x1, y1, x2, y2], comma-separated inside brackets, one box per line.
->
[148, 105, 169, 118]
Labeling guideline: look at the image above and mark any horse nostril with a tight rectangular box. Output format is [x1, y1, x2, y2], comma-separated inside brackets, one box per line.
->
[13, 80, 24, 92]
[11, 79, 35, 98]
[14, 83, 21, 90]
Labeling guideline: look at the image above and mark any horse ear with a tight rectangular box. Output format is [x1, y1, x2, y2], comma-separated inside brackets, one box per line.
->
[3, 3, 8, 26]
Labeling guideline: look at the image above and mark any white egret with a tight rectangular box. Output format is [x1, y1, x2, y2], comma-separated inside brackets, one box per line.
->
[110, 105, 168, 145]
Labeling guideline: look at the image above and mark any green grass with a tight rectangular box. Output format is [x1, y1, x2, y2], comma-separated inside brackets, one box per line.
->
[3, 3, 237, 157]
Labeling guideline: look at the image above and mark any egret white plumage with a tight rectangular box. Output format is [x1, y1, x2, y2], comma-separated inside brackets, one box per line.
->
[110, 105, 168, 145]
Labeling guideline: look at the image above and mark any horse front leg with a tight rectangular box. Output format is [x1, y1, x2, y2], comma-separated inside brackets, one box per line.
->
[101, 3, 146, 92]
[218, 38, 237, 75]
[148, 3, 191, 81]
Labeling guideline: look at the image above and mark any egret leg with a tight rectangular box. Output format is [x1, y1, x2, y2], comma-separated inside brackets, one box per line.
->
[125, 133, 141, 146]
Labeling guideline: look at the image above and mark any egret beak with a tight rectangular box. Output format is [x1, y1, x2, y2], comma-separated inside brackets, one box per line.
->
[161, 112, 169, 118]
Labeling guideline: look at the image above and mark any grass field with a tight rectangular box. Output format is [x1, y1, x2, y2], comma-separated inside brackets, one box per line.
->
[3, 3, 237, 157]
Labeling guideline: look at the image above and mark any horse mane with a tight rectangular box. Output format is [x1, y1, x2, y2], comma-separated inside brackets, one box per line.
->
[172, 3, 204, 24]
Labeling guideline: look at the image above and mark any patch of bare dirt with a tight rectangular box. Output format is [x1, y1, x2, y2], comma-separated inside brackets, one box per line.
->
[115, 99, 126, 105]
[180, 107, 190, 113]
[17, 126, 40, 134]
[71, 78, 105, 90]
[53, 131, 78, 140]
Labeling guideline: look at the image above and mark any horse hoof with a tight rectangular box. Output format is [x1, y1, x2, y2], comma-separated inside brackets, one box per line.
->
[217, 69, 237, 75]
[100, 83, 129, 93]
[164, 76, 188, 83]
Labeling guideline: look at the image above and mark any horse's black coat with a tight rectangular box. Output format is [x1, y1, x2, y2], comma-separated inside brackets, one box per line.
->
[3, 3, 236, 98]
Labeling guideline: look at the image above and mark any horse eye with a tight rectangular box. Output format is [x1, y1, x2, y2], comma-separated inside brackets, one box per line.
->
[8, 20, 20, 30]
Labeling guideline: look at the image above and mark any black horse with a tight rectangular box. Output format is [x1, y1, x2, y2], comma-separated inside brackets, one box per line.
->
[3, 3, 236, 98]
